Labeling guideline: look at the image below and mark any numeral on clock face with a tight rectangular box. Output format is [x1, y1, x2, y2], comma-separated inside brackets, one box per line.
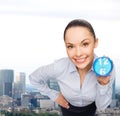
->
[100, 68, 106, 75]
[98, 58, 109, 66]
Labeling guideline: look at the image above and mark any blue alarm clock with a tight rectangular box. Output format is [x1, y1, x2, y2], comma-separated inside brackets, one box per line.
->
[93, 56, 113, 76]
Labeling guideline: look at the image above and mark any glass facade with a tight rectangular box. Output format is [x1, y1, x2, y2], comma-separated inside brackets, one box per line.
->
[0, 69, 14, 97]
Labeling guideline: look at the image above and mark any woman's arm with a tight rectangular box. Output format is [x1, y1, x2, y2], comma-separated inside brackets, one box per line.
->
[95, 66, 115, 111]
[29, 63, 60, 101]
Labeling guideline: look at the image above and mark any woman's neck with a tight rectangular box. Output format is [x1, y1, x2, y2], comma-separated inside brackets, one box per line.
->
[77, 61, 93, 87]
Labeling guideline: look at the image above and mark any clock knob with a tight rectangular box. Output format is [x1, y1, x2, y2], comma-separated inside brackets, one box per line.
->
[93, 56, 113, 77]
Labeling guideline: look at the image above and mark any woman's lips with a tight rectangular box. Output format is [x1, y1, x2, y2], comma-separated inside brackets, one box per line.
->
[75, 58, 86, 64]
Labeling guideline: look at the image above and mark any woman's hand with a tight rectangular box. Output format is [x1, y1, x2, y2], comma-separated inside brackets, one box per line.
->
[97, 76, 110, 85]
[55, 92, 69, 109]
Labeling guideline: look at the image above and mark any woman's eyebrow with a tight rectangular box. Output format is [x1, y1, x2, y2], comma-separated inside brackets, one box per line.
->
[66, 43, 73, 44]
[82, 38, 90, 41]
[81, 39, 90, 43]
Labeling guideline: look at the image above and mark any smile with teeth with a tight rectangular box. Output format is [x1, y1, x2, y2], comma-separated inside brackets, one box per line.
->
[75, 58, 86, 63]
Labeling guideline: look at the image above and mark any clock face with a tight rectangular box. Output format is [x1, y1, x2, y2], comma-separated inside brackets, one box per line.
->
[93, 56, 113, 76]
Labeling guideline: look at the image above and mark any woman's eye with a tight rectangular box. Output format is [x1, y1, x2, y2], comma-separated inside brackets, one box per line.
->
[83, 42, 89, 47]
[67, 45, 73, 49]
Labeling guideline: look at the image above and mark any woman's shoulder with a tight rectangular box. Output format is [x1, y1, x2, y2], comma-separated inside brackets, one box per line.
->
[54, 57, 71, 67]
[55, 57, 70, 63]
[53, 57, 73, 74]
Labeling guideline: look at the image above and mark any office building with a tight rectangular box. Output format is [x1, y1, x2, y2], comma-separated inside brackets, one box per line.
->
[14, 72, 26, 99]
[21, 93, 30, 108]
[0, 69, 14, 97]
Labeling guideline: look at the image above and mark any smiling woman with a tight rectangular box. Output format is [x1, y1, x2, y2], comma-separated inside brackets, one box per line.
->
[29, 19, 115, 116]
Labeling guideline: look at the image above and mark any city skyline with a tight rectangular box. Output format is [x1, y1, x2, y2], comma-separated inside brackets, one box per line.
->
[0, 68, 120, 115]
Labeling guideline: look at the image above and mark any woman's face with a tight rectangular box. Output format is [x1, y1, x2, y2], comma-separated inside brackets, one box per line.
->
[65, 26, 98, 70]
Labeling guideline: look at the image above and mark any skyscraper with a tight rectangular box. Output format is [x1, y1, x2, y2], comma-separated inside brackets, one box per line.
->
[14, 72, 26, 99]
[112, 79, 116, 99]
[0, 69, 14, 97]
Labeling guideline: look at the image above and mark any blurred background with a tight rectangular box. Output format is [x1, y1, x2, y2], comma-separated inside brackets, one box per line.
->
[0, 0, 120, 85]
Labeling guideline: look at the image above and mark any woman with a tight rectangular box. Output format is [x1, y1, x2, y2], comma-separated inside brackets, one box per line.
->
[29, 19, 115, 116]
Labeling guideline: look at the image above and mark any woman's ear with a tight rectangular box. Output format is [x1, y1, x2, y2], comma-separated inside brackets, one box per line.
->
[94, 38, 98, 48]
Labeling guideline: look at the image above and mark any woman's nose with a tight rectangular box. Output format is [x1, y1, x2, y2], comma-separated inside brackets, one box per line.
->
[76, 47, 82, 56]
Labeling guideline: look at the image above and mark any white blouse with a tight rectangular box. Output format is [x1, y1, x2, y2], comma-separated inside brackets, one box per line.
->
[29, 56, 115, 111]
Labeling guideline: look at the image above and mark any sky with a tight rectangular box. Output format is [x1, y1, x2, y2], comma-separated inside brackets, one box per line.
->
[0, 0, 120, 84]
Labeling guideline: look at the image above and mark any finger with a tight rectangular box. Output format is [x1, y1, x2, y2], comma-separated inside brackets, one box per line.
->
[97, 76, 110, 85]
[98, 76, 109, 81]
[56, 99, 68, 108]
[62, 103, 70, 109]
[55, 92, 70, 109]
[59, 100, 69, 109]
[62, 101, 69, 108]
